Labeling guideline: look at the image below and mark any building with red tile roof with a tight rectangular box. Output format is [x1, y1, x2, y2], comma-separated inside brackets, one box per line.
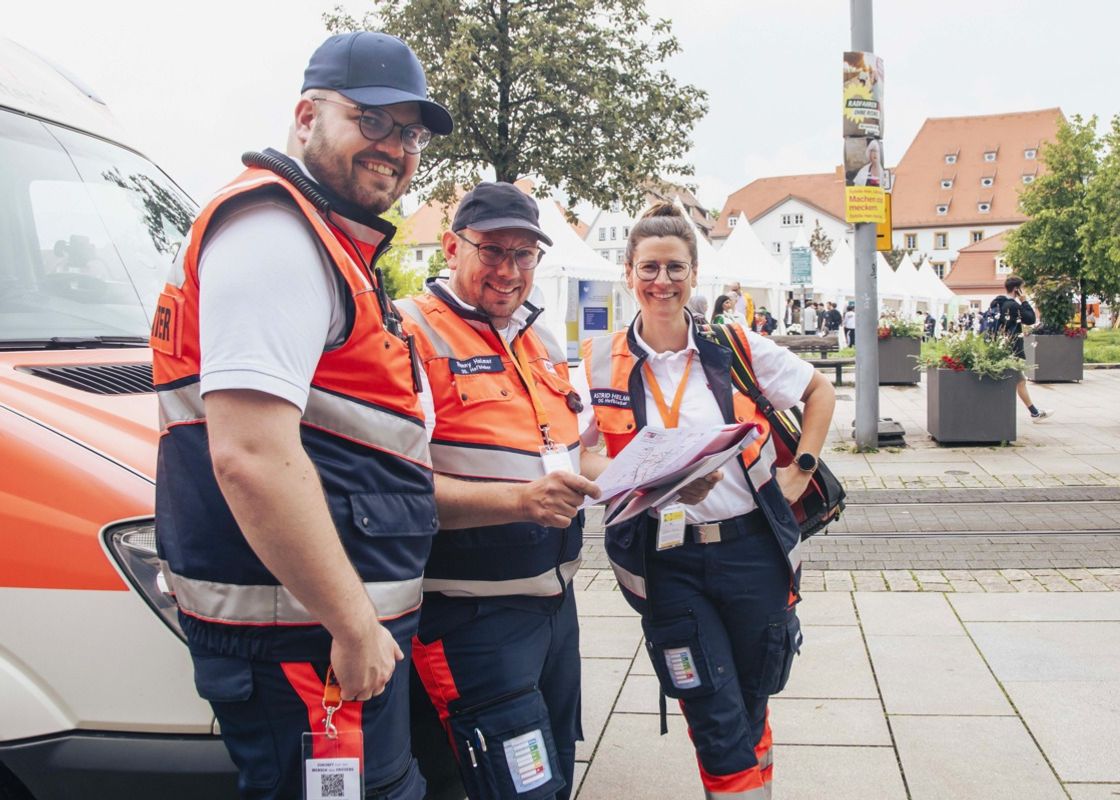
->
[890, 108, 1062, 270]
[943, 229, 1013, 308]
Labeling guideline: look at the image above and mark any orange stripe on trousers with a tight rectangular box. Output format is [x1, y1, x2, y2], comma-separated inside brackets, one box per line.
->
[280, 662, 364, 761]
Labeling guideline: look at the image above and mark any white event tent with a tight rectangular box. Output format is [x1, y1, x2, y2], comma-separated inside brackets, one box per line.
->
[705, 213, 785, 317]
[913, 256, 958, 317]
[532, 199, 625, 347]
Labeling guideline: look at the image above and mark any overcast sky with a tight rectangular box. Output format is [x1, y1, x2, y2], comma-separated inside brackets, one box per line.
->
[7, 0, 1118, 216]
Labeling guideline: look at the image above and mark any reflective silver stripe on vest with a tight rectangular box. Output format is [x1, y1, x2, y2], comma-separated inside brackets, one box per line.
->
[787, 536, 804, 573]
[586, 335, 616, 390]
[396, 298, 455, 358]
[704, 784, 771, 800]
[609, 558, 646, 599]
[161, 564, 423, 624]
[423, 557, 582, 598]
[304, 387, 430, 467]
[744, 435, 777, 489]
[157, 383, 430, 467]
[757, 748, 774, 771]
[429, 441, 579, 481]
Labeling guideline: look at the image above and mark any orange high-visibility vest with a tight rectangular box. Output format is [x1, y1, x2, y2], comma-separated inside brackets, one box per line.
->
[398, 286, 583, 602]
[151, 167, 434, 648]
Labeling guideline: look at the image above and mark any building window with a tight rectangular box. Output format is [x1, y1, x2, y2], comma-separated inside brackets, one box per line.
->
[1022, 174, 1035, 184]
[728, 216, 738, 227]
[794, 213, 804, 225]
[610, 226, 617, 240]
[940, 178, 953, 189]
[932, 261, 947, 279]
[616, 249, 624, 265]
[981, 177, 994, 188]
[771, 241, 782, 255]
[598, 228, 606, 241]
[934, 232, 949, 249]
[623, 226, 630, 238]
[610, 199, 622, 213]
[978, 202, 991, 214]
[781, 214, 792, 226]
[945, 153, 957, 164]
[984, 151, 997, 162]
[971, 230, 984, 243]
[904, 233, 917, 249]
[995, 257, 1012, 275]
[415, 249, 424, 262]
[1024, 148, 1037, 160]
[936, 204, 949, 215]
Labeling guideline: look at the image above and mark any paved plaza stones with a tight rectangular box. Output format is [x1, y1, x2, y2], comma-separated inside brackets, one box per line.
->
[570, 371, 1120, 798]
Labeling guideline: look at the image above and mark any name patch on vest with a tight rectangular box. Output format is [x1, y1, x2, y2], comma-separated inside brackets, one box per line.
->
[448, 355, 506, 375]
[591, 389, 630, 408]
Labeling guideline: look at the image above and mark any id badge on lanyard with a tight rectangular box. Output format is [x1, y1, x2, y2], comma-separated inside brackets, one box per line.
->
[302, 668, 364, 800]
[540, 441, 573, 475]
[656, 503, 687, 550]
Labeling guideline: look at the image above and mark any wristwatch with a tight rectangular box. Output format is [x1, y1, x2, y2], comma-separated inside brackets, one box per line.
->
[795, 452, 818, 473]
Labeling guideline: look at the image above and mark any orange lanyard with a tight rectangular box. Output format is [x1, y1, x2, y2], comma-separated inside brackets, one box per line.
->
[498, 332, 555, 447]
[642, 352, 695, 429]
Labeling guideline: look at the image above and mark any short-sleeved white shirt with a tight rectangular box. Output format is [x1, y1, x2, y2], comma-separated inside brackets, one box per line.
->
[571, 320, 814, 523]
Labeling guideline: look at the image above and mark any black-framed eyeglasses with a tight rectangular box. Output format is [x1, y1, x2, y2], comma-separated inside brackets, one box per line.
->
[310, 97, 433, 154]
[457, 233, 543, 271]
[633, 260, 692, 282]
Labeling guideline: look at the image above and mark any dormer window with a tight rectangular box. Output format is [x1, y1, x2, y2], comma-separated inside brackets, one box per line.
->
[978, 202, 992, 214]
[940, 178, 953, 190]
[728, 216, 738, 227]
[944, 153, 958, 165]
[1022, 174, 1035, 185]
[981, 177, 994, 188]
[1024, 148, 1037, 160]
[984, 151, 997, 163]
[936, 204, 949, 215]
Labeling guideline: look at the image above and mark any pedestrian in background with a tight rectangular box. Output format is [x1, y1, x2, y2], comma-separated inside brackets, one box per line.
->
[989, 275, 1053, 422]
[843, 302, 856, 347]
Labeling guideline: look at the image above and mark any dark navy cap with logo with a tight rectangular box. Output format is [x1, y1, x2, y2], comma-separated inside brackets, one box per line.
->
[452, 182, 553, 246]
[302, 32, 453, 135]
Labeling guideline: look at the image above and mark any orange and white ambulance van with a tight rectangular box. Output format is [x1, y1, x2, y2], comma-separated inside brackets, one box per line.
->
[0, 38, 238, 798]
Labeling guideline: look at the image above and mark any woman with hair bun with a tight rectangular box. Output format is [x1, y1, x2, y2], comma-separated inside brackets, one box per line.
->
[575, 202, 836, 799]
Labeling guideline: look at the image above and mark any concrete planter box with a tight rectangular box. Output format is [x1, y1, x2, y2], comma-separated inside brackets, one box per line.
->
[1025, 334, 1084, 383]
[926, 368, 1017, 444]
[878, 336, 921, 385]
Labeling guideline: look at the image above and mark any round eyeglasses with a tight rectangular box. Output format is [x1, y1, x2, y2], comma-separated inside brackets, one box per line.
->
[311, 97, 433, 154]
[457, 233, 543, 271]
[633, 260, 692, 282]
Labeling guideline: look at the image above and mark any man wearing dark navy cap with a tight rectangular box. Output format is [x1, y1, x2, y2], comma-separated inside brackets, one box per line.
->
[397, 184, 606, 800]
[153, 32, 450, 799]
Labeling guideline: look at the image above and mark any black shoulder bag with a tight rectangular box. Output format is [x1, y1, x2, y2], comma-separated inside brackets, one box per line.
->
[710, 324, 846, 540]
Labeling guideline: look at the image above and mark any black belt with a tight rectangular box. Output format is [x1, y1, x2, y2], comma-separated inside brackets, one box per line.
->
[685, 509, 768, 545]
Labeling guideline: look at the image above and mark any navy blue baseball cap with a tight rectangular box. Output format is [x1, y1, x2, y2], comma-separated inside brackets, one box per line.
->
[452, 183, 553, 246]
[302, 32, 453, 135]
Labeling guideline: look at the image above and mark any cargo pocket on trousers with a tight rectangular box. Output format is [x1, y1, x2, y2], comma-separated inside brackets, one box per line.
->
[447, 684, 566, 800]
[642, 613, 729, 700]
[192, 655, 280, 791]
[751, 607, 802, 697]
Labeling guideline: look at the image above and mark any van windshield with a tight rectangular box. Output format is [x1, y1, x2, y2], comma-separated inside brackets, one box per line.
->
[0, 110, 196, 346]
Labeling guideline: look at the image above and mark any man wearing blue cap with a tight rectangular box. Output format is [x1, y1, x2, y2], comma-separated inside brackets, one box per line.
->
[398, 183, 604, 800]
[152, 32, 450, 799]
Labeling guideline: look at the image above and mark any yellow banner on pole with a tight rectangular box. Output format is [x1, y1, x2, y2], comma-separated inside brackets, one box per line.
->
[845, 186, 886, 224]
[875, 192, 893, 251]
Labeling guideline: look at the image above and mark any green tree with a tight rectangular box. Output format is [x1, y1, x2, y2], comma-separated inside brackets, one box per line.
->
[324, 1, 707, 212]
[1080, 115, 1120, 307]
[427, 247, 448, 279]
[808, 218, 835, 264]
[379, 203, 426, 299]
[1004, 115, 1100, 324]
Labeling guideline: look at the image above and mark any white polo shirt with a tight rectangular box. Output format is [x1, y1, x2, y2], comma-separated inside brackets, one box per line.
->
[571, 321, 814, 523]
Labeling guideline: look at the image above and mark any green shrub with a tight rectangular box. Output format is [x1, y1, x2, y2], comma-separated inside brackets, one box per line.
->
[916, 332, 1025, 380]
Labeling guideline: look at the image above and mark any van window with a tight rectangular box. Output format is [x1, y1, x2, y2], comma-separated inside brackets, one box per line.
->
[0, 110, 195, 344]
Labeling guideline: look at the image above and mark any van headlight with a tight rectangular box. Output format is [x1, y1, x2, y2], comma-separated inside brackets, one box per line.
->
[105, 520, 185, 642]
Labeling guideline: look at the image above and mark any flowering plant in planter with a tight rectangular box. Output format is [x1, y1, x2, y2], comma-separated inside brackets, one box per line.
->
[1063, 326, 1089, 338]
[877, 317, 923, 340]
[916, 332, 1025, 380]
